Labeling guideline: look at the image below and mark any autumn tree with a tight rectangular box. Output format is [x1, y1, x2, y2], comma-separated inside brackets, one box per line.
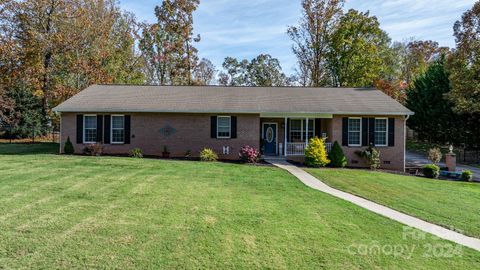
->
[193, 58, 216, 85]
[327, 9, 389, 87]
[1, 0, 144, 134]
[288, 0, 344, 86]
[447, 1, 480, 113]
[139, 0, 200, 85]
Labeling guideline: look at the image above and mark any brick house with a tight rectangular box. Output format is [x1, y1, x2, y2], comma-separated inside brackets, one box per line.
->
[53, 85, 413, 171]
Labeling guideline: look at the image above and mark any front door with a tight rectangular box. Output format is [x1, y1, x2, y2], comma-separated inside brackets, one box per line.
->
[263, 123, 277, 155]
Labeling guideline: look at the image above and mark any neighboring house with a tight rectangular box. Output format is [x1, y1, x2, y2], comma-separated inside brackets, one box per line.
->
[53, 85, 413, 171]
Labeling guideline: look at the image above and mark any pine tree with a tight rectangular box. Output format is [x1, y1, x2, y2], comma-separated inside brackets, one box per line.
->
[328, 141, 347, 168]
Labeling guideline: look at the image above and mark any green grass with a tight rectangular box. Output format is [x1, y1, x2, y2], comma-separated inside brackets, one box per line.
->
[307, 168, 480, 238]
[1, 144, 479, 269]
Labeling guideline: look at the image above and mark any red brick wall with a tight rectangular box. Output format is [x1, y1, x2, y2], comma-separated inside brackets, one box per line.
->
[330, 115, 406, 171]
[60, 112, 260, 159]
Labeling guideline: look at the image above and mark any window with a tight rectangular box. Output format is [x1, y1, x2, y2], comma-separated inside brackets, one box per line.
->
[374, 118, 388, 146]
[289, 119, 302, 142]
[289, 119, 315, 142]
[348, 118, 361, 146]
[217, 116, 231, 138]
[111, 115, 125, 144]
[84, 115, 97, 143]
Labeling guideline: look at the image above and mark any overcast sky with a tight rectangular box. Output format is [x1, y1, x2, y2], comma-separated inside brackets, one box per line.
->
[119, 0, 476, 75]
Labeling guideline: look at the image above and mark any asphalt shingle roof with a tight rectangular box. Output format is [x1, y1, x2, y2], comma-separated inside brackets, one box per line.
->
[53, 85, 413, 115]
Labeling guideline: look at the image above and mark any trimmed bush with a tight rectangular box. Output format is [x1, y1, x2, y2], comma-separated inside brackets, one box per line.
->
[239, 145, 260, 164]
[129, 148, 143, 158]
[83, 143, 103, 156]
[423, 164, 440, 179]
[200, 148, 218, 162]
[461, 170, 473, 182]
[328, 141, 347, 168]
[64, 136, 74, 155]
[355, 146, 381, 170]
[305, 137, 330, 167]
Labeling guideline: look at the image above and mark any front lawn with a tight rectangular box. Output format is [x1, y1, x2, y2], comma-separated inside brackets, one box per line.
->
[307, 168, 480, 238]
[1, 144, 479, 268]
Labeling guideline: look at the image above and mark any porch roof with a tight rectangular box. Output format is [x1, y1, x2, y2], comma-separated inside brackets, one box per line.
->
[53, 85, 413, 116]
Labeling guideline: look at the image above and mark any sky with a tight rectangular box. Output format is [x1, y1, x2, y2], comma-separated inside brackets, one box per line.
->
[119, 0, 477, 75]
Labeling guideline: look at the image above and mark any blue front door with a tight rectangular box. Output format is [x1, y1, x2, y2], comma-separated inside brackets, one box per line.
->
[263, 123, 277, 155]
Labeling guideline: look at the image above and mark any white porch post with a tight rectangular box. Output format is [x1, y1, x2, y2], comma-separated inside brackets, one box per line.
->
[284, 117, 287, 156]
[305, 118, 309, 145]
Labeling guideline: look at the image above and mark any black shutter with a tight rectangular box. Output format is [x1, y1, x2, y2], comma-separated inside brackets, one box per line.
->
[104, 115, 111, 144]
[231, 116, 237, 138]
[96, 115, 103, 143]
[315, 119, 321, 138]
[286, 118, 290, 142]
[388, 118, 395, 146]
[342, 117, 348, 146]
[76, 115, 83, 144]
[368, 118, 375, 146]
[362, 118, 369, 146]
[211, 116, 217, 138]
[124, 115, 131, 144]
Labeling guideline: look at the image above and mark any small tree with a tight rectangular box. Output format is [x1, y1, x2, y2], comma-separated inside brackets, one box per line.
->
[305, 137, 330, 167]
[64, 136, 74, 155]
[328, 141, 347, 168]
[356, 146, 381, 170]
[428, 148, 442, 164]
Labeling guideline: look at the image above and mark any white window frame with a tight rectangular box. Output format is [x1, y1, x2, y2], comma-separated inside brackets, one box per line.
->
[111, 115, 125, 144]
[217, 116, 231, 139]
[83, 115, 97, 144]
[288, 119, 315, 142]
[289, 119, 303, 142]
[348, 117, 362, 147]
[374, 117, 388, 147]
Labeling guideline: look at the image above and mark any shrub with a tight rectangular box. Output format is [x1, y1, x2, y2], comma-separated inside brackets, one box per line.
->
[200, 148, 218, 162]
[328, 141, 347, 168]
[423, 164, 440, 179]
[83, 143, 103, 156]
[64, 136, 74, 155]
[129, 148, 143, 158]
[305, 137, 330, 167]
[461, 170, 473, 182]
[428, 148, 442, 164]
[355, 146, 381, 170]
[239, 145, 260, 164]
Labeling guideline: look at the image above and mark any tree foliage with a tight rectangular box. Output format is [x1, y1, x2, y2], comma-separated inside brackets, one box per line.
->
[288, 0, 344, 87]
[406, 58, 462, 145]
[327, 9, 389, 87]
[139, 0, 200, 85]
[193, 58, 216, 85]
[0, 0, 144, 124]
[218, 54, 289, 86]
[447, 1, 480, 114]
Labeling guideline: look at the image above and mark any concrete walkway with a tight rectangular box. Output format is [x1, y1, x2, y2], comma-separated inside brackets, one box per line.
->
[406, 151, 480, 180]
[266, 159, 480, 252]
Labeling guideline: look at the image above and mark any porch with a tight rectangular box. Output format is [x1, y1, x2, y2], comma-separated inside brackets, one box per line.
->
[260, 115, 333, 157]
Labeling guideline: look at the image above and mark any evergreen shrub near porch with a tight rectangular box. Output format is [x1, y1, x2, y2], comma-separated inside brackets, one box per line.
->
[305, 137, 330, 167]
[328, 141, 347, 168]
